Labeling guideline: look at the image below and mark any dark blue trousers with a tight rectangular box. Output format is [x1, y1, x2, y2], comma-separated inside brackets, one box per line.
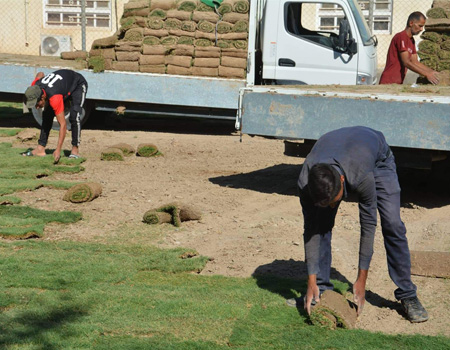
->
[301, 155, 417, 300]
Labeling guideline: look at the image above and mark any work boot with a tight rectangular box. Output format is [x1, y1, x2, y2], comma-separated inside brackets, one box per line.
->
[401, 296, 429, 323]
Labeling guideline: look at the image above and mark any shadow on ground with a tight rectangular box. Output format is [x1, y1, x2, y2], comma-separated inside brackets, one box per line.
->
[252, 259, 402, 316]
[0, 302, 87, 349]
[210, 162, 450, 209]
[210, 164, 301, 197]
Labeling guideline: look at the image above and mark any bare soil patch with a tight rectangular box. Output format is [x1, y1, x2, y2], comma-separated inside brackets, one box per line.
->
[2, 116, 449, 337]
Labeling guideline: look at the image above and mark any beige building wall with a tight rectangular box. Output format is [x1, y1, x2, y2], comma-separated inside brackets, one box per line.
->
[0, 0, 127, 56]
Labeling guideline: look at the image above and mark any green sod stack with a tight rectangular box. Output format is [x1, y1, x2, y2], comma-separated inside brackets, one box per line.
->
[418, 0, 450, 84]
[82, 0, 249, 79]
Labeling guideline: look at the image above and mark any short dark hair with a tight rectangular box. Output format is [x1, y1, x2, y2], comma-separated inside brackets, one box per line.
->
[308, 164, 341, 207]
[407, 12, 426, 27]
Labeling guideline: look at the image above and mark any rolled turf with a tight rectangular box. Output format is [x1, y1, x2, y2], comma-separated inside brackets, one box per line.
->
[309, 290, 357, 330]
[63, 182, 103, 203]
[110, 143, 135, 156]
[143, 210, 173, 224]
[136, 143, 160, 157]
[144, 202, 202, 226]
[101, 147, 125, 161]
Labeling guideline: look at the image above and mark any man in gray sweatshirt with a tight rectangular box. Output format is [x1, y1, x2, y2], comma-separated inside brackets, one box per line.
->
[297, 126, 427, 323]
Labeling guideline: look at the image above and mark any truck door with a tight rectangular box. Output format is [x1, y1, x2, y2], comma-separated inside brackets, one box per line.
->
[275, 1, 358, 85]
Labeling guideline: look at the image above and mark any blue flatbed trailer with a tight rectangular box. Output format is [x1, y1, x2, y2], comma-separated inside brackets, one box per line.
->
[237, 86, 450, 168]
[0, 54, 245, 120]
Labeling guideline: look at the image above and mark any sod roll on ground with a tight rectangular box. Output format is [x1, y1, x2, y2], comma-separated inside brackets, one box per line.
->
[137, 143, 161, 157]
[63, 182, 103, 203]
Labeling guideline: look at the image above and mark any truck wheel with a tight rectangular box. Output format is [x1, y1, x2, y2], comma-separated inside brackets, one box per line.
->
[31, 100, 93, 131]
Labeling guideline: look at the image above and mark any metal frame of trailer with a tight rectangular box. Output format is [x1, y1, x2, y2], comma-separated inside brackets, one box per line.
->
[0, 62, 246, 116]
[238, 86, 450, 152]
[237, 86, 450, 168]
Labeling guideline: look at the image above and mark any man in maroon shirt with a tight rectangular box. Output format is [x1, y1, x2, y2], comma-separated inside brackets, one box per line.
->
[23, 69, 88, 163]
[380, 12, 439, 85]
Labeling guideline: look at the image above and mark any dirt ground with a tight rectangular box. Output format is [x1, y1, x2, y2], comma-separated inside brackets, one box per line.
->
[2, 115, 449, 337]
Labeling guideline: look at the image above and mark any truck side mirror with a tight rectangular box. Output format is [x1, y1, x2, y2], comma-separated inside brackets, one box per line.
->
[338, 19, 350, 50]
[348, 39, 358, 55]
[334, 18, 356, 56]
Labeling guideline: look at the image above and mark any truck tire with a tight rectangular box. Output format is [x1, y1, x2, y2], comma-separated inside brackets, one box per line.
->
[31, 100, 93, 131]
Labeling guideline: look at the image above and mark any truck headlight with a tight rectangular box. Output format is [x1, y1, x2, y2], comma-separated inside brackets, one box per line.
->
[357, 73, 375, 85]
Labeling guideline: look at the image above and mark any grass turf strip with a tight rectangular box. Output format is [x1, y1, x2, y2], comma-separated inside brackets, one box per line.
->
[0, 142, 84, 196]
[0, 206, 81, 238]
[0, 141, 84, 238]
[0, 241, 448, 350]
[0, 128, 23, 137]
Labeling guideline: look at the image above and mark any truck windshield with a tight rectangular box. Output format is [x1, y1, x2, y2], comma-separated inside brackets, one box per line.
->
[348, 0, 373, 46]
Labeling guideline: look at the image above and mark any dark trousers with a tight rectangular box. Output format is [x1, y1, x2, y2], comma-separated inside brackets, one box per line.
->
[38, 82, 88, 148]
[375, 156, 417, 300]
[301, 155, 417, 300]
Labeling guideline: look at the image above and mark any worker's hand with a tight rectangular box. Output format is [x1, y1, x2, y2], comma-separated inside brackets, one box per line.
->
[304, 276, 320, 315]
[426, 71, 440, 85]
[353, 280, 366, 316]
[53, 149, 61, 164]
[353, 269, 368, 316]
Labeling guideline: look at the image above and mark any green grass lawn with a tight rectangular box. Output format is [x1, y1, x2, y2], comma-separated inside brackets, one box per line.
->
[0, 142, 85, 196]
[0, 137, 448, 349]
[0, 205, 81, 238]
[0, 128, 23, 137]
[0, 141, 84, 238]
[0, 241, 448, 350]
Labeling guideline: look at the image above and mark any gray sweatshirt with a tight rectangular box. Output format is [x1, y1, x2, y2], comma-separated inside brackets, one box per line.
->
[297, 126, 392, 275]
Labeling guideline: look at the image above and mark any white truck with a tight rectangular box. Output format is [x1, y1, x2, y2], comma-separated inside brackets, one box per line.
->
[0, 0, 377, 124]
[2, 0, 448, 167]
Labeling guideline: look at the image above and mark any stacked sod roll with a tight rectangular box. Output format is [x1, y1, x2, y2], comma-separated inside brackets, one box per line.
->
[417, 0, 450, 84]
[85, 0, 249, 79]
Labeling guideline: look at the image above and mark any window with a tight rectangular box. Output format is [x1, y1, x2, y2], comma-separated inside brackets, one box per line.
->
[358, 0, 392, 33]
[317, 4, 345, 32]
[318, 0, 392, 34]
[44, 0, 111, 28]
[285, 2, 347, 50]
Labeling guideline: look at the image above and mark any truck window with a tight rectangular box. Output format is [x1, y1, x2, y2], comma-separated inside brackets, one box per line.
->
[285, 2, 344, 50]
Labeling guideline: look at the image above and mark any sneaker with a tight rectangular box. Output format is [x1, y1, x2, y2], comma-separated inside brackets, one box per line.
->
[401, 297, 429, 323]
[286, 296, 317, 309]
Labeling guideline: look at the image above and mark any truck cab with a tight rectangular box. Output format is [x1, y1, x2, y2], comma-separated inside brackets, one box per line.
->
[257, 0, 377, 85]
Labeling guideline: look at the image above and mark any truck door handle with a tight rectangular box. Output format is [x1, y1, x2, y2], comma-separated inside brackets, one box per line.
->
[278, 58, 296, 67]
